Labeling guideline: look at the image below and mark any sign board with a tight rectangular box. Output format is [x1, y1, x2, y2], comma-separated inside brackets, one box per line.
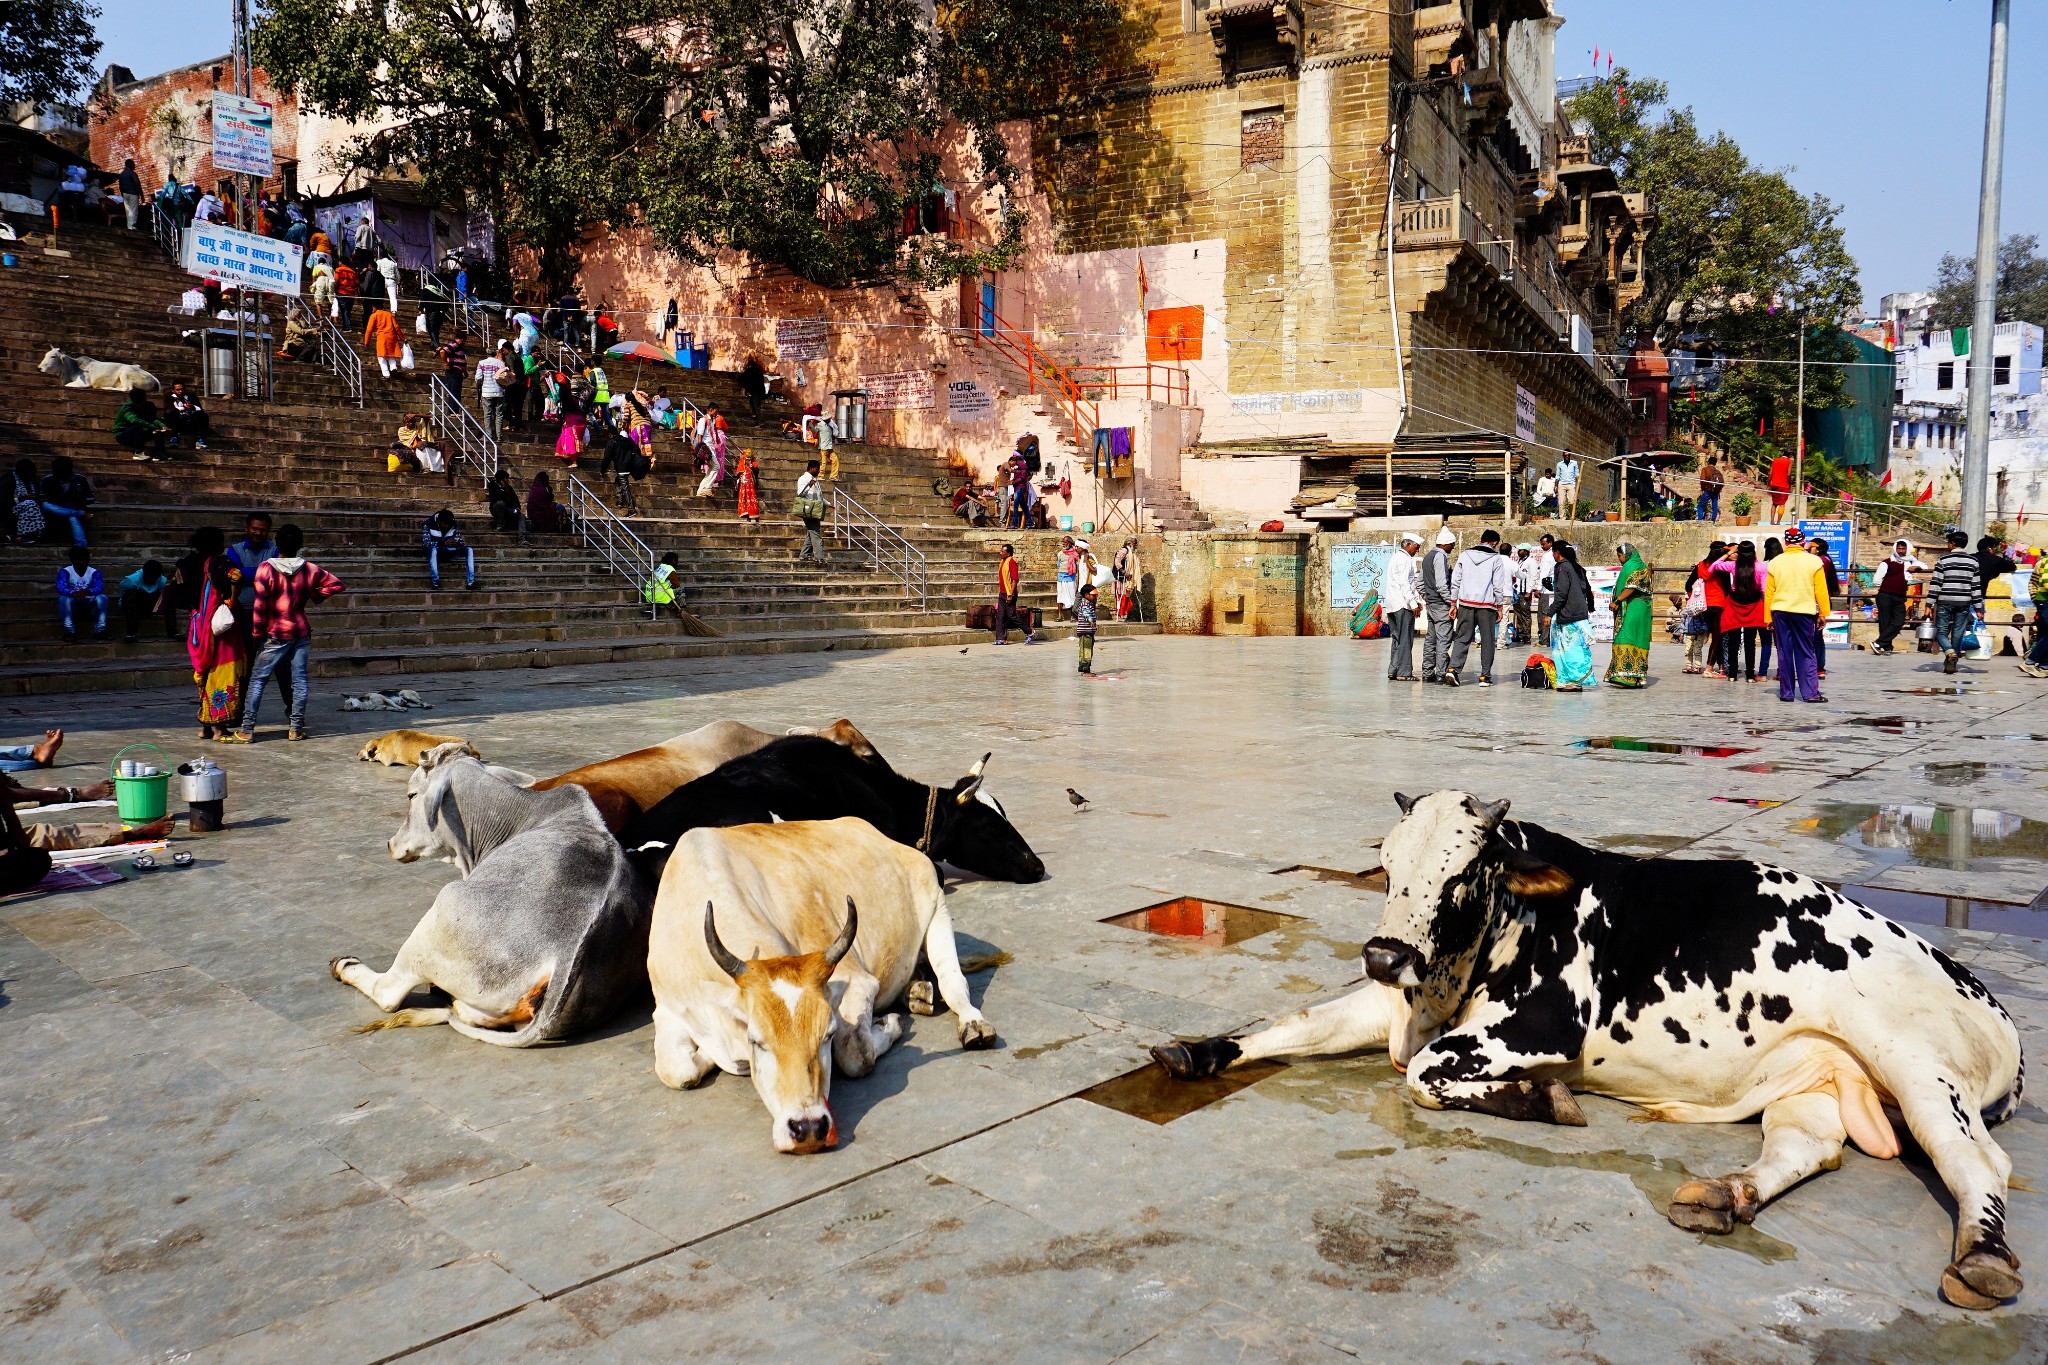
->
[181, 223, 303, 296]
[776, 319, 828, 361]
[946, 379, 992, 421]
[1585, 564, 1619, 643]
[1797, 518, 1853, 570]
[211, 94, 275, 178]
[860, 370, 935, 410]
[1293, 389, 1363, 414]
[1231, 392, 1285, 415]
[1329, 543, 1392, 612]
[1515, 385, 1537, 442]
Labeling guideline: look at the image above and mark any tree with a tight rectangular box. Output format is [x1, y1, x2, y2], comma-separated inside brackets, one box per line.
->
[1930, 234, 2048, 329]
[1, 0, 104, 109]
[1567, 72, 1863, 470]
[255, 0, 1125, 293]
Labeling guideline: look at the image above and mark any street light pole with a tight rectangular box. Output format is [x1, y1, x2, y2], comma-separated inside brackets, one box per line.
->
[1960, 0, 2011, 539]
[1792, 314, 1806, 523]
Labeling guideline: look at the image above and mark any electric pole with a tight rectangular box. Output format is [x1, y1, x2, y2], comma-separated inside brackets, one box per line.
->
[1792, 314, 1806, 522]
[1959, 0, 2010, 538]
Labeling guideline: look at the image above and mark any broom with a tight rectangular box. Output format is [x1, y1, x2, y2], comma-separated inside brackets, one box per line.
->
[671, 605, 722, 636]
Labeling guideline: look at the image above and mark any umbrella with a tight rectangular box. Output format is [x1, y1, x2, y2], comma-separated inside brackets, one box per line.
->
[606, 341, 679, 365]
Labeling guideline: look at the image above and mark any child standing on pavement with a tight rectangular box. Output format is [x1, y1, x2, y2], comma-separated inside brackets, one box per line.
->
[1076, 582, 1099, 674]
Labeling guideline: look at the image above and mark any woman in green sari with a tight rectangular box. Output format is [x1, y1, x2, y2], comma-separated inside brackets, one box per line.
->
[1605, 541, 1653, 688]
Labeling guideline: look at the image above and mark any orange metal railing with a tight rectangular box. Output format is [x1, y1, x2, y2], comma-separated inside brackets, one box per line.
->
[1069, 364, 1193, 406]
[961, 294, 1102, 450]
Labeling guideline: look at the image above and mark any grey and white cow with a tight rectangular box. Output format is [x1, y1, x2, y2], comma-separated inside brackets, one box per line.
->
[1154, 791, 2027, 1309]
[331, 755, 651, 1045]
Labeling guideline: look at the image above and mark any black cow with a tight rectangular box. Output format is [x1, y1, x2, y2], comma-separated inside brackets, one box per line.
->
[618, 736, 1046, 885]
[1153, 790, 2026, 1309]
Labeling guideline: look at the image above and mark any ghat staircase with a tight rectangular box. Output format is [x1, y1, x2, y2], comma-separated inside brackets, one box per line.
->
[0, 220, 1149, 698]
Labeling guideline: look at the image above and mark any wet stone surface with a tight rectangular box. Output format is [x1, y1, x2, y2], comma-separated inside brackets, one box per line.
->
[2, 636, 2046, 1361]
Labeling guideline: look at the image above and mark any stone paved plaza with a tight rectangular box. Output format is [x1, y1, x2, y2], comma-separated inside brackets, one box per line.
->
[3, 635, 2046, 1363]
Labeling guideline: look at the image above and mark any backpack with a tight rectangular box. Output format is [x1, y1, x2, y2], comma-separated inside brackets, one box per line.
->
[1520, 658, 1553, 690]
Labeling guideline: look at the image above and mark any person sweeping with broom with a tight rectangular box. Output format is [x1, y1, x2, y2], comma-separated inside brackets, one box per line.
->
[644, 551, 718, 635]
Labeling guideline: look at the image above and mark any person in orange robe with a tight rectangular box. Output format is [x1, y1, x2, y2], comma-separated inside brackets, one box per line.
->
[363, 307, 405, 380]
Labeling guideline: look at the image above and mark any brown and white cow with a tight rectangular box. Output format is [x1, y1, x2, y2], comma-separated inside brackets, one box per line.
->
[530, 718, 879, 831]
[646, 817, 994, 1152]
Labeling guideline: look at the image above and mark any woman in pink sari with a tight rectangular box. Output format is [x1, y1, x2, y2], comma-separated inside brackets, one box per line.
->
[188, 555, 250, 740]
[555, 376, 586, 464]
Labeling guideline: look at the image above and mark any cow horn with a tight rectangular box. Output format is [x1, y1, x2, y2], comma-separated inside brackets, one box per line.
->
[1394, 792, 1417, 815]
[703, 901, 748, 980]
[825, 897, 859, 968]
[955, 753, 991, 805]
[1470, 796, 1511, 830]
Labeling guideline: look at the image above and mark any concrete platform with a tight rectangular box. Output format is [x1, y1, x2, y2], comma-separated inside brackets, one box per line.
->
[2, 635, 2045, 1362]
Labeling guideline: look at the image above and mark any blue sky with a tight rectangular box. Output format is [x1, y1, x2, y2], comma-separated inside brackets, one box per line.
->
[95, 0, 2040, 310]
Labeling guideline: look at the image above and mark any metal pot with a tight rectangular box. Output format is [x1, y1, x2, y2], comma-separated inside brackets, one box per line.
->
[178, 759, 228, 803]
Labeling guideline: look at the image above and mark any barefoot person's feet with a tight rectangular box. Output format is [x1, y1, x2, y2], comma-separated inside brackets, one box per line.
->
[125, 815, 175, 840]
[30, 729, 63, 767]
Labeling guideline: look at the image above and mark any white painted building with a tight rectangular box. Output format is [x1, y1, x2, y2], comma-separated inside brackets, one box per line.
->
[1886, 320, 2046, 525]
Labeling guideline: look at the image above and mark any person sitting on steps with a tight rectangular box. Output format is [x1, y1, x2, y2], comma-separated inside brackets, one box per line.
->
[55, 545, 107, 643]
[421, 509, 478, 591]
[114, 392, 171, 461]
[163, 383, 211, 450]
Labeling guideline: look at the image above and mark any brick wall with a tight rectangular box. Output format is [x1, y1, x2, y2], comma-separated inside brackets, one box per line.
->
[89, 59, 298, 199]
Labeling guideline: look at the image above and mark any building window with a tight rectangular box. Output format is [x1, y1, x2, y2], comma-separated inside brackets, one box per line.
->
[1058, 131, 1100, 187]
[1937, 362, 1954, 390]
[1241, 108, 1284, 169]
[1994, 355, 2012, 386]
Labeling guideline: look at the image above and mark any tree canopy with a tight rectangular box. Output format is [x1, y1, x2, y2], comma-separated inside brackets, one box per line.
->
[1930, 233, 2048, 329]
[1, 0, 104, 109]
[254, 0, 1126, 292]
[1567, 72, 1863, 467]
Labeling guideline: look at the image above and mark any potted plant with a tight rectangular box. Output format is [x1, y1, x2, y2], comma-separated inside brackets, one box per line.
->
[1731, 492, 1755, 526]
[1603, 500, 1622, 523]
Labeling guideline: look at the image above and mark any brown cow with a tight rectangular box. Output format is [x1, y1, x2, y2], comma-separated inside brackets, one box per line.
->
[532, 719, 881, 831]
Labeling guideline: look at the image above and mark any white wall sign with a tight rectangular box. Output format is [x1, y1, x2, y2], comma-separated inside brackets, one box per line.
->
[1515, 385, 1537, 442]
[776, 319, 828, 361]
[1293, 389, 1363, 413]
[211, 94, 275, 178]
[946, 379, 993, 420]
[1231, 393, 1284, 415]
[861, 370, 935, 410]
[182, 223, 303, 296]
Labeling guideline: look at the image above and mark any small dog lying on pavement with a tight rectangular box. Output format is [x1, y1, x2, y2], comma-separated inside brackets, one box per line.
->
[341, 689, 432, 712]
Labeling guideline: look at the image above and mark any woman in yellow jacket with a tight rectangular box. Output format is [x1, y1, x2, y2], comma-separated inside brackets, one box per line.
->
[1763, 526, 1830, 704]
[363, 306, 405, 380]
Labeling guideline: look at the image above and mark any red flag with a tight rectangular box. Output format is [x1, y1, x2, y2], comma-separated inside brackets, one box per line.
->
[1137, 256, 1148, 302]
[1617, 87, 1628, 108]
[1592, 46, 1600, 66]
[1916, 481, 1935, 506]
[1879, 468, 1893, 487]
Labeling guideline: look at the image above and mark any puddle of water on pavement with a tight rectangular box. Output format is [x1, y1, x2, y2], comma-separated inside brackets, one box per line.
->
[1885, 686, 2011, 697]
[1915, 761, 2029, 785]
[1844, 716, 1939, 735]
[1572, 737, 1758, 758]
[1274, 865, 1389, 893]
[1712, 797, 1785, 808]
[1267, 1062, 1797, 1264]
[1077, 1060, 1289, 1124]
[1102, 897, 1305, 948]
[1837, 884, 2044, 938]
[1802, 802, 2048, 872]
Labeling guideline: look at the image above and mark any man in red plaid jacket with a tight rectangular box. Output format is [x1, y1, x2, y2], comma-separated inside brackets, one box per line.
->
[223, 523, 346, 743]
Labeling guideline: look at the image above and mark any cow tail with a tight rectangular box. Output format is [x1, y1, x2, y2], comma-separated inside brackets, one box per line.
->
[352, 1008, 453, 1033]
[444, 971, 558, 1048]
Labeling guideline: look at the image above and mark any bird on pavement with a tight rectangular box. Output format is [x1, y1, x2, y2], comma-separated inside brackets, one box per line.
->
[1066, 788, 1089, 811]
[959, 647, 969, 654]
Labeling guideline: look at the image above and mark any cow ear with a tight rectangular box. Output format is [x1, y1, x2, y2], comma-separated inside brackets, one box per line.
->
[1502, 848, 1574, 900]
[1394, 792, 1417, 815]
[954, 753, 990, 806]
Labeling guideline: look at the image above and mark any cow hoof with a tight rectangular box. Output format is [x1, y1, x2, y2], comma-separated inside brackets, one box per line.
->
[1667, 1176, 1757, 1235]
[907, 980, 939, 1016]
[1942, 1250, 2023, 1308]
[1542, 1079, 1588, 1127]
[329, 956, 359, 981]
[958, 1017, 996, 1050]
[1151, 1036, 1240, 1081]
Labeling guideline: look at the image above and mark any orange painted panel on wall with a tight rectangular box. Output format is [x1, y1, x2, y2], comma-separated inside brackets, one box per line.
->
[1146, 306, 1204, 362]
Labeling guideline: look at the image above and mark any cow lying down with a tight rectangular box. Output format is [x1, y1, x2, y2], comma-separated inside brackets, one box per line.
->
[1153, 791, 2027, 1309]
[648, 818, 995, 1153]
[330, 754, 650, 1045]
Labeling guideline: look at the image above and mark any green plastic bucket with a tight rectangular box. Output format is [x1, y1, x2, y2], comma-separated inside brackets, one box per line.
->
[111, 743, 170, 823]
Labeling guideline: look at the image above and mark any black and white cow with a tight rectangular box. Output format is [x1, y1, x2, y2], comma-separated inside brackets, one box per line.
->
[1153, 791, 2027, 1309]
[618, 736, 1046, 885]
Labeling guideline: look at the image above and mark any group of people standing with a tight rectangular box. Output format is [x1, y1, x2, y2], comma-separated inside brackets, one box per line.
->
[1377, 528, 1625, 691]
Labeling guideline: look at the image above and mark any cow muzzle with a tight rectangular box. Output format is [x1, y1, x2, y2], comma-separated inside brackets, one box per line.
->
[1364, 937, 1422, 987]
[778, 1107, 837, 1154]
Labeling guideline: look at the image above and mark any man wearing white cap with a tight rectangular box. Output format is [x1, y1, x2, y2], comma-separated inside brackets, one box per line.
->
[1379, 532, 1424, 681]
[1419, 527, 1457, 682]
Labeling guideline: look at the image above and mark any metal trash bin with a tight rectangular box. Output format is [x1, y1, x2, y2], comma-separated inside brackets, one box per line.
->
[832, 389, 869, 443]
[206, 342, 235, 397]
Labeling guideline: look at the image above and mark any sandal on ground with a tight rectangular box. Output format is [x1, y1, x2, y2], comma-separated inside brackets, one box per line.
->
[216, 732, 252, 744]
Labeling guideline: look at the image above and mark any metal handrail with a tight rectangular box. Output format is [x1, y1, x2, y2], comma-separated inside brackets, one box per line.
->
[962, 295, 1101, 451]
[1070, 364, 1193, 406]
[150, 205, 181, 265]
[429, 373, 498, 482]
[563, 472, 662, 619]
[827, 485, 927, 609]
[285, 295, 364, 407]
